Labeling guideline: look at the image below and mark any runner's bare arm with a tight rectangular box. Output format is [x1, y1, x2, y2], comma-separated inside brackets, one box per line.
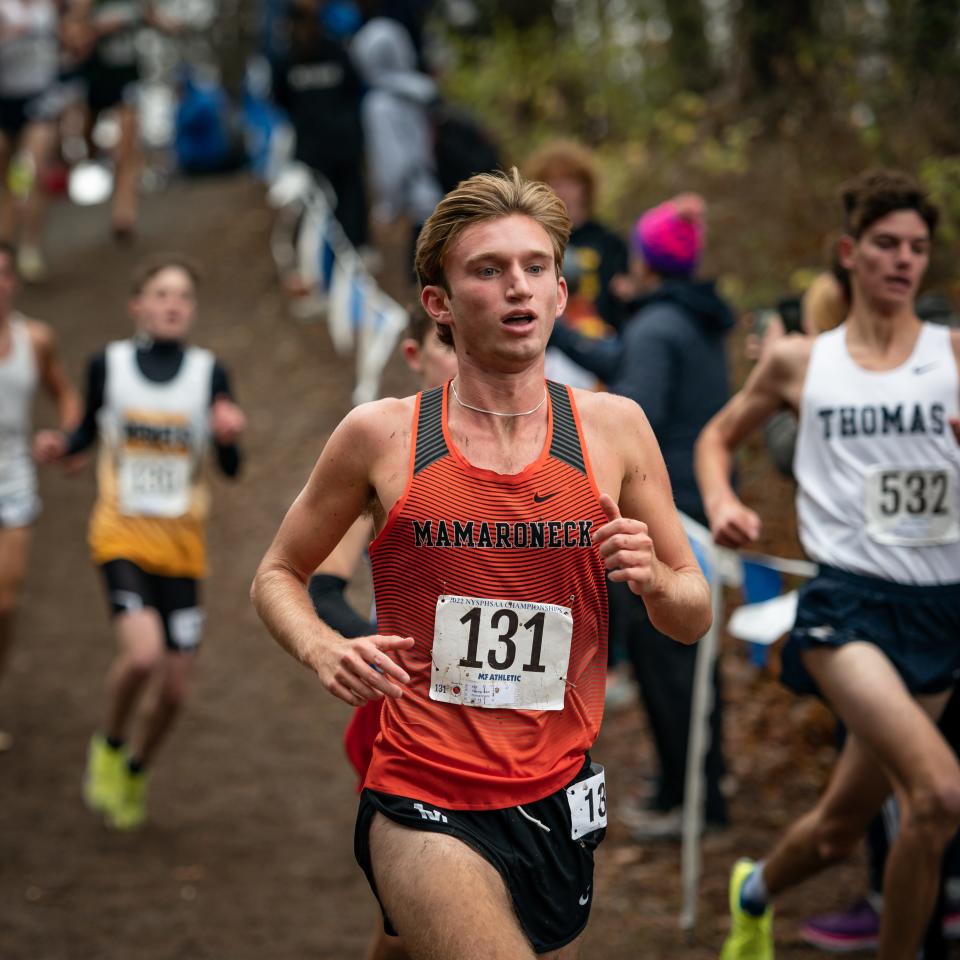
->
[32, 322, 81, 431]
[695, 336, 810, 548]
[589, 394, 711, 645]
[251, 403, 413, 707]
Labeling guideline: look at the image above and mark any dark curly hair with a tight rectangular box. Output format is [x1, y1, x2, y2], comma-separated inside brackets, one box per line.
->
[841, 169, 939, 239]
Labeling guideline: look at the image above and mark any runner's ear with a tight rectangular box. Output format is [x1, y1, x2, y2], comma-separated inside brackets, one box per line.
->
[836, 234, 856, 272]
[401, 339, 423, 375]
[421, 285, 450, 323]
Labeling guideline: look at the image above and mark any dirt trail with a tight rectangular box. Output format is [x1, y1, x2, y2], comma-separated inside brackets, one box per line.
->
[0, 174, 896, 959]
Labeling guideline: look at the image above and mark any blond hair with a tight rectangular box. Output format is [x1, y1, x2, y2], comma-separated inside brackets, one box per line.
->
[802, 272, 847, 334]
[415, 167, 571, 292]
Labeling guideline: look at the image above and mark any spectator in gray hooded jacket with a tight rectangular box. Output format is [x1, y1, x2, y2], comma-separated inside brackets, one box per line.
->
[350, 16, 441, 235]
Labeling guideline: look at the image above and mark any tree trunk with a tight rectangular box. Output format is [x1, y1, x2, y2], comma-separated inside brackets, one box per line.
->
[665, 0, 714, 93]
[735, 0, 820, 101]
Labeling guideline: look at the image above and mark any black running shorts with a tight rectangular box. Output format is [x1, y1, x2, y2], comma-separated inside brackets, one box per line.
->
[355, 757, 605, 953]
[100, 558, 203, 652]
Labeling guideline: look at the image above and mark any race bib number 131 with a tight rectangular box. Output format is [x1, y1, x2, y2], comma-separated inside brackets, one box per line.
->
[430, 595, 573, 711]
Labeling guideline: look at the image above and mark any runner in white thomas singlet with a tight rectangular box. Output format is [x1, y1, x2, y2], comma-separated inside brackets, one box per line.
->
[696, 169, 960, 960]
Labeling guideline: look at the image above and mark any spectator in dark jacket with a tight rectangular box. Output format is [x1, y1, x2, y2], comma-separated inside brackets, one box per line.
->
[551, 192, 734, 837]
[272, 0, 369, 249]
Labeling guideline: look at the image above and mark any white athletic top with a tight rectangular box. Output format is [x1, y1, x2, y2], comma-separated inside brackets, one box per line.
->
[98, 339, 214, 519]
[0, 0, 59, 97]
[795, 322, 960, 585]
[0, 317, 37, 502]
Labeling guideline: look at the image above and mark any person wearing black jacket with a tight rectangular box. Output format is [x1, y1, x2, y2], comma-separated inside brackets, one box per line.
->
[551, 193, 733, 837]
[271, 0, 369, 249]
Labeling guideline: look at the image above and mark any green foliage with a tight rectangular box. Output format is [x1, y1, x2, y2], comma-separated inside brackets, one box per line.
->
[440, 18, 666, 160]
[919, 156, 960, 246]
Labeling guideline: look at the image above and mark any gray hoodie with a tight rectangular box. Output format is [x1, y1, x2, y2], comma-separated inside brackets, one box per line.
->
[350, 18, 442, 224]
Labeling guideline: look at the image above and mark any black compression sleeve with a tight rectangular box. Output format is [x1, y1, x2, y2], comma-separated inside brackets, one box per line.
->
[210, 359, 241, 476]
[216, 442, 242, 478]
[65, 351, 106, 455]
[211, 361, 233, 402]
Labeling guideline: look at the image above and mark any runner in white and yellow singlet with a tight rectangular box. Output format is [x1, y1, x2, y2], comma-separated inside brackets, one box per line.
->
[35, 253, 245, 828]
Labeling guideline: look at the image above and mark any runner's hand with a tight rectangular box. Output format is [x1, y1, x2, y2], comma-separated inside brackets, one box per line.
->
[592, 493, 660, 596]
[951, 416, 960, 446]
[709, 496, 761, 549]
[33, 429, 67, 464]
[211, 396, 246, 444]
[315, 634, 414, 707]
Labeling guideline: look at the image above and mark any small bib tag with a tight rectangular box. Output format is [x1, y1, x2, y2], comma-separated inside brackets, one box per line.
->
[430, 594, 573, 711]
[864, 466, 959, 546]
[118, 452, 192, 517]
[566, 763, 607, 840]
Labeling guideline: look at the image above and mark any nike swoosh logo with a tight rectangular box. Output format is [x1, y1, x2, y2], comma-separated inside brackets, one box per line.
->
[578, 892, 590, 906]
[913, 361, 938, 375]
[533, 492, 557, 503]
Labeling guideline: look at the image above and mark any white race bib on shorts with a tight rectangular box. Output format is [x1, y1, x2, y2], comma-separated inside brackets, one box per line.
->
[429, 594, 573, 711]
[566, 763, 607, 840]
[118, 452, 192, 518]
[864, 465, 959, 546]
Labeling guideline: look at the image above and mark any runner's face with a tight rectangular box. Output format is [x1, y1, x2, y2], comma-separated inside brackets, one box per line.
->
[431, 214, 567, 370]
[548, 177, 589, 228]
[132, 267, 197, 341]
[845, 210, 930, 312]
[404, 332, 458, 389]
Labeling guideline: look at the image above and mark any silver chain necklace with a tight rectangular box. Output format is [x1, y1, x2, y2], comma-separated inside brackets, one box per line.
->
[451, 378, 548, 418]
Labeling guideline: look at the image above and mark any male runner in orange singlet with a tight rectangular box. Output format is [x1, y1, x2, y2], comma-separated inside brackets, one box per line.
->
[253, 168, 711, 960]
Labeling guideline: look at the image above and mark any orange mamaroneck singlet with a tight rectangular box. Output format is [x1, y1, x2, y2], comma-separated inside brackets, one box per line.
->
[365, 381, 609, 809]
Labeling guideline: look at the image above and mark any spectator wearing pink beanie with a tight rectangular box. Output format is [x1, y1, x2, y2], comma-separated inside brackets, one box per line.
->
[551, 187, 733, 839]
[634, 192, 706, 277]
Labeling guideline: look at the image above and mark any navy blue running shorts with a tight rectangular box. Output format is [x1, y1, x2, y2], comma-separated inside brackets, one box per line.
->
[355, 757, 605, 953]
[781, 565, 960, 697]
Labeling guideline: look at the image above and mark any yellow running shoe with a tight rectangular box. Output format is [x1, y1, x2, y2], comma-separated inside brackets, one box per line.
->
[108, 768, 149, 831]
[82, 735, 126, 814]
[720, 858, 774, 960]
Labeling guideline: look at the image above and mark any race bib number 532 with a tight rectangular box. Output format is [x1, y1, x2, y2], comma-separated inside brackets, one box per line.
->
[430, 595, 573, 711]
[865, 466, 959, 546]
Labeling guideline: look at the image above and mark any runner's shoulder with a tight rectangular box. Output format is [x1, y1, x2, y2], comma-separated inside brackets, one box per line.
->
[568, 388, 652, 459]
[336, 394, 418, 453]
[751, 332, 813, 396]
[767, 330, 813, 369]
[569, 388, 648, 432]
[23, 317, 55, 351]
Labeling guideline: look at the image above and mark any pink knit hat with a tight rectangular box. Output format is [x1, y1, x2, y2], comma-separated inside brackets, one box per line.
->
[634, 193, 706, 276]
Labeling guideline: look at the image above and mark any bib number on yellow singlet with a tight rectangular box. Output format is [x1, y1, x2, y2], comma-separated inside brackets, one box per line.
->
[566, 763, 607, 839]
[118, 453, 192, 518]
[430, 594, 573, 711]
[865, 466, 959, 546]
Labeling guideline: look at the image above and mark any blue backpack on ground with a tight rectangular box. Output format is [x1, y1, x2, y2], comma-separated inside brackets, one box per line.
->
[175, 74, 247, 175]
